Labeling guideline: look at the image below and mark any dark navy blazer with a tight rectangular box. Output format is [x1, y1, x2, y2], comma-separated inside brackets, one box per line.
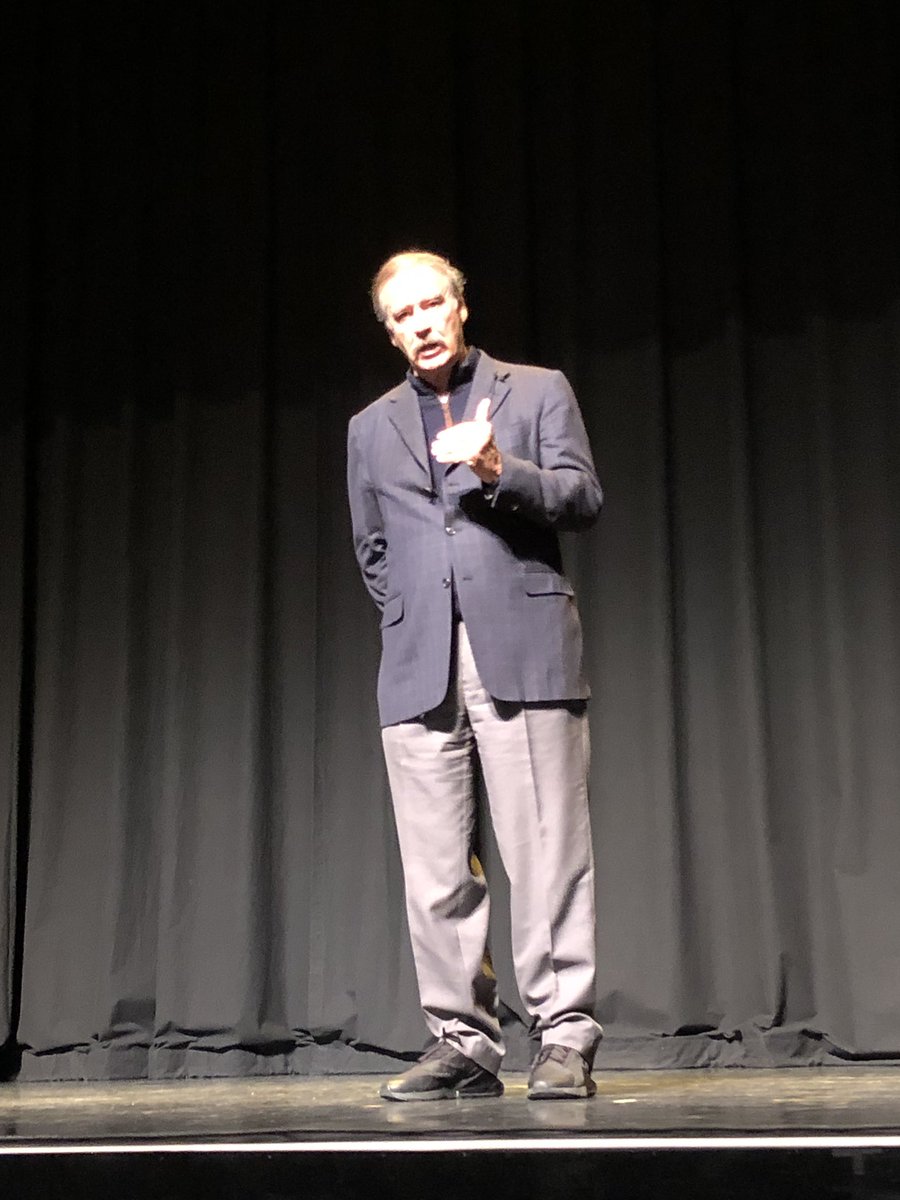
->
[347, 351, 602, 727]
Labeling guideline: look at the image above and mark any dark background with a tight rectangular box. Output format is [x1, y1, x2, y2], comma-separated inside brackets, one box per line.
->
[2, 0, 899, 1081]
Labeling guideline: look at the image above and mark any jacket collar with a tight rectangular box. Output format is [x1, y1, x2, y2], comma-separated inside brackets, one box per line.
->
[387, 351, 512, 476]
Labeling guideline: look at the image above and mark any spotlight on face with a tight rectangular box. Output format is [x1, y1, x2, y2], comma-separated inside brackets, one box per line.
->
[378, 261, 468, 387]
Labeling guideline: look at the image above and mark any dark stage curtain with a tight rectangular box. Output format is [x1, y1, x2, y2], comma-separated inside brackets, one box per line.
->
[0, 411, 24, 1056]
[3, 1, 899, 1080]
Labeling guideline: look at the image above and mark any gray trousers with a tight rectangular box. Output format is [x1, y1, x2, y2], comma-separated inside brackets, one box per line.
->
[381, 622, 602, 1076]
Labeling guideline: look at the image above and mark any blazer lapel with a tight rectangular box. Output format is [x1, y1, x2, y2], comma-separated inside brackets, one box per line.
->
[463, 353, 512, 422]
[387, 384, 430, 478]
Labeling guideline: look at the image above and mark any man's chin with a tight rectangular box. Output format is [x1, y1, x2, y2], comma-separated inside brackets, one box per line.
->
[416, 350, 451, 371]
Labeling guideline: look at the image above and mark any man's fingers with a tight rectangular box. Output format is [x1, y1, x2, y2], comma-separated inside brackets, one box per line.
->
[431, 407, 492, 463]
[431, 433, 488, 463]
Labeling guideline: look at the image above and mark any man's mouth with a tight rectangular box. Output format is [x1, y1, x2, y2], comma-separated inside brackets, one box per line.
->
[417, 341, 445, 359]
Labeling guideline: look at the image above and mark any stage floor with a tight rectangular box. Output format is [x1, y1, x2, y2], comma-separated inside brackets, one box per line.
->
[1, 1066, 899, 1148]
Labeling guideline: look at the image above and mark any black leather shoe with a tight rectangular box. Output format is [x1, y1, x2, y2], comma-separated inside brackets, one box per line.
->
[380, 1041, 503, 1101]
[527, 1044, 596, 1099]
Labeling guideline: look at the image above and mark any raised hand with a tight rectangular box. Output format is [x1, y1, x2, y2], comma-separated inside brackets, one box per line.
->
[431, 397, 502, 483]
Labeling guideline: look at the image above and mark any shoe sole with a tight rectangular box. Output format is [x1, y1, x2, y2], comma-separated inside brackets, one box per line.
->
[527, 1083, 597, 1100]
[380, 1082, 504, 1102]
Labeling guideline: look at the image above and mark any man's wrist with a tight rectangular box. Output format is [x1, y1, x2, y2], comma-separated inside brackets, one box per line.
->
[470, 442, 502, 484]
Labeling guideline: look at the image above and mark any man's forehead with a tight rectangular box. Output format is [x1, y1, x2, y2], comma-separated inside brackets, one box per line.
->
[380, 264, 448, 312]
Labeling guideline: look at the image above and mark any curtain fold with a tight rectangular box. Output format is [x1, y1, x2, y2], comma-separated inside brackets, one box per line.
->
[0, 412, 24, 1056]
[3, 0, 899, 1079]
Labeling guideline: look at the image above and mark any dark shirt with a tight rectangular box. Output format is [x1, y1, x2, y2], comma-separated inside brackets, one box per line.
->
[408, 347, 481, 492]
[407, 347, 481, 620]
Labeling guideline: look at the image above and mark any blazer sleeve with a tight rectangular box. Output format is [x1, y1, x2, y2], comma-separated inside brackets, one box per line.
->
[347, 414, 389, 610]
[488, 370, 603, 531]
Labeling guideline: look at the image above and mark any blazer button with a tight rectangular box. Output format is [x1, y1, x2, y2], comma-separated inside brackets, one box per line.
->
[445, 525, 455, 535]
[442, 578, 451, 588]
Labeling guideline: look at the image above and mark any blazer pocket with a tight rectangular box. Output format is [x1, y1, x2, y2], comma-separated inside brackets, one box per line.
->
[524, 573, 574, 597]
[380, 593, 404, 628]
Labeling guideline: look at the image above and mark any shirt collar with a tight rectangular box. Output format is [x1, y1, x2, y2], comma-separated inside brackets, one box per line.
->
[407, 346, 481, 398]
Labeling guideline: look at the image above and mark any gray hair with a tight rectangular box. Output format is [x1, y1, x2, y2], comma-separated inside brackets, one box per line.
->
[370, 250, 466, 323]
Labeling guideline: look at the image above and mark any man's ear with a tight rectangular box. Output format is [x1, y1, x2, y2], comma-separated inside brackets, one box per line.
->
[459, 303, 469, 325]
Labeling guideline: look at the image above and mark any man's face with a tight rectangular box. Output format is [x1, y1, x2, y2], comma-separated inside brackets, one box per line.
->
[379, 263, 468, 382]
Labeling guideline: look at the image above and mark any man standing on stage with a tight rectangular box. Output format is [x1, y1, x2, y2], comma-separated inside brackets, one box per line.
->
[347, 250, 603, 1100]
